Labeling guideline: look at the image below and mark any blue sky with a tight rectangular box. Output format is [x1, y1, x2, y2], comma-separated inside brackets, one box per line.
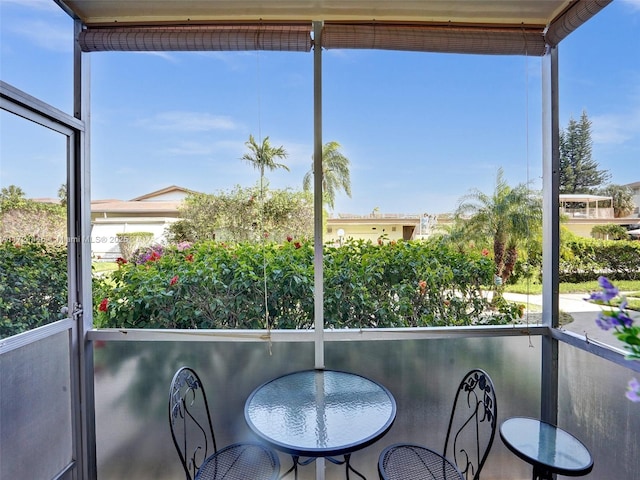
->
[1, 0, 639, 215]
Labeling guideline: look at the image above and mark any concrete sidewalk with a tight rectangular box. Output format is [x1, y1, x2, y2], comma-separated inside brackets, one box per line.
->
[502, 291, 628, 349]
[502, 292, 603, 313]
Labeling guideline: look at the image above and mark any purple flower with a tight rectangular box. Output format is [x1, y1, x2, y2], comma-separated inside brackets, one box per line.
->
[599, 275, 619, 299]
[595, 312, 615, 331]
[617, 311, 634, 328]
[586, 276, 619, 303]
[626, 378, 640, 403]
[588, 277, 639, 403]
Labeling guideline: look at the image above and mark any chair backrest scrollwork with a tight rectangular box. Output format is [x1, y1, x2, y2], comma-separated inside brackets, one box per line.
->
[443, 369, 497, 480]
[169, 367, 217, 480]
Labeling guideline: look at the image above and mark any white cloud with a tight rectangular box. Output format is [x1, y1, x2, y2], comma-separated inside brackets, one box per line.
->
[591, 108, 640, 145]
[7, 18, 72, 53]
[137, 51, 179, 62]
[620, 0, 640, 12]
[167, 142, 213, 156]
[137, 111, 238, 132]
[0, 0, 59, 11]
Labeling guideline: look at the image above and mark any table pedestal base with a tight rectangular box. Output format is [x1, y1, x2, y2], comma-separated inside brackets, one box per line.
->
[282, 454, 366, 480]
[532, 465, 553, 480]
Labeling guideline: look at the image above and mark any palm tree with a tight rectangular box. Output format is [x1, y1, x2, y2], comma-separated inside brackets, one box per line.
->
[241, 134, 289, 178]
[0, 185, 26, 204]
[454, 167, 542, 291]
[303, 141, 352, 210]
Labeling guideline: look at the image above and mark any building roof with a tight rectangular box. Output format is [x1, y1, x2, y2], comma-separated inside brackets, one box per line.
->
[91, 200, 180, 214]
[129, 185, 195, 202]
[559, 194, 613, 203]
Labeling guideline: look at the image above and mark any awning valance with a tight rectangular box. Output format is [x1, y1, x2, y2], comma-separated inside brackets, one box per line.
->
[322, 23, 546, 56]
[78, 24, 313, 52]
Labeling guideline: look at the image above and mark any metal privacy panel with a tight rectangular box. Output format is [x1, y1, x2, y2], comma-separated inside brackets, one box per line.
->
[0, 329, 74, 479]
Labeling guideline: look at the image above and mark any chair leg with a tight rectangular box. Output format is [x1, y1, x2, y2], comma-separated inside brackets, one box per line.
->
[279, 455, 298, 479]
[344, 454, 366, 480]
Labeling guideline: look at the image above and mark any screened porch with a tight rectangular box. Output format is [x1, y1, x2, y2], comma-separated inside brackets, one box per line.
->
[1, 1, 639, 479]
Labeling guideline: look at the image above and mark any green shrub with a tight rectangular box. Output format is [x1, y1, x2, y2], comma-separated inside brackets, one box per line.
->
[560, 237, 640, 282]
[92, 238, 500, 329]
[0, 240, 68, 338]
[591, 224, 629, 240]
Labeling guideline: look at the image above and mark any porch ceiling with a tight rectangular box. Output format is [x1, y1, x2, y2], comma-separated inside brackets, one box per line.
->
[56, 1, 575, 26]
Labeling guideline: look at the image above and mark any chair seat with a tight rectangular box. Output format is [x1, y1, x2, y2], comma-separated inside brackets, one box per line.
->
[379, 444, 463, 480]
[194, 442, 280, 480]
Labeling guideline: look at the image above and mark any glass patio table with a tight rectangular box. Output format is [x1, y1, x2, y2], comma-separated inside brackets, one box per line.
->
[500, 417, 593, 480]
[244, 369, 397, 479]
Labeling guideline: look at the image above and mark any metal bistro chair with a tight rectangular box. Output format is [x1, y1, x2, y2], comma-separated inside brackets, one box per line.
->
[169, 366, 280, 480]
[379, 369, 497, 480]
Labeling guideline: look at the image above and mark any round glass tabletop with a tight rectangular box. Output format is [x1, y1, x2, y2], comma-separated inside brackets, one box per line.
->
[245, 369, 397, 457]
[500, 417, 593, 476]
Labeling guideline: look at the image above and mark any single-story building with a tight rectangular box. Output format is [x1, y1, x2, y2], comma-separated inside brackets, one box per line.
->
[89, 186, 639, 259]
[90, 186, 191, 260]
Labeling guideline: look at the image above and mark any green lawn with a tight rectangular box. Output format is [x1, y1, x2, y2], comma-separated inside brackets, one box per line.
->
[506, 279, 640, 311]
[92, 261, 117, 274]
[505, 279, 640, 295]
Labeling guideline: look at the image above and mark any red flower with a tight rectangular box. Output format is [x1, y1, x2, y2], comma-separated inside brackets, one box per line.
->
[481, 248, 490, 256]
[116, 257, 127, 266]
[286, 235, 293, 242]
[418, 280, 427, 294]
[294, 242, 301, 249]
[185, 254, 194, 262]
[377, 238, 384, 246]
[149, 251, 161, 261]
[170, 275, 179, 286]
[99, 298, 108, 312]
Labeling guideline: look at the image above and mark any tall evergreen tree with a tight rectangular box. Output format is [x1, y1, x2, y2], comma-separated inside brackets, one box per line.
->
[559, 110, 610, 194]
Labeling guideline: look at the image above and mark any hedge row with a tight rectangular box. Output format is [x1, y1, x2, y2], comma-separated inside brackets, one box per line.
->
[5, 236, 639, 337]
[560, 238, 640, 282]
[0, 240, 68, 338]
[92, 238, 504, 329]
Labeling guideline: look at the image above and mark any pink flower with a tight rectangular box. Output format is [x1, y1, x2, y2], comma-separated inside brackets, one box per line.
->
[177, 241, 192, 251]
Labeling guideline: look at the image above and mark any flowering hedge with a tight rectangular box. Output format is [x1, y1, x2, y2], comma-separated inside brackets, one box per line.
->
[92, 238, 506, 329]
